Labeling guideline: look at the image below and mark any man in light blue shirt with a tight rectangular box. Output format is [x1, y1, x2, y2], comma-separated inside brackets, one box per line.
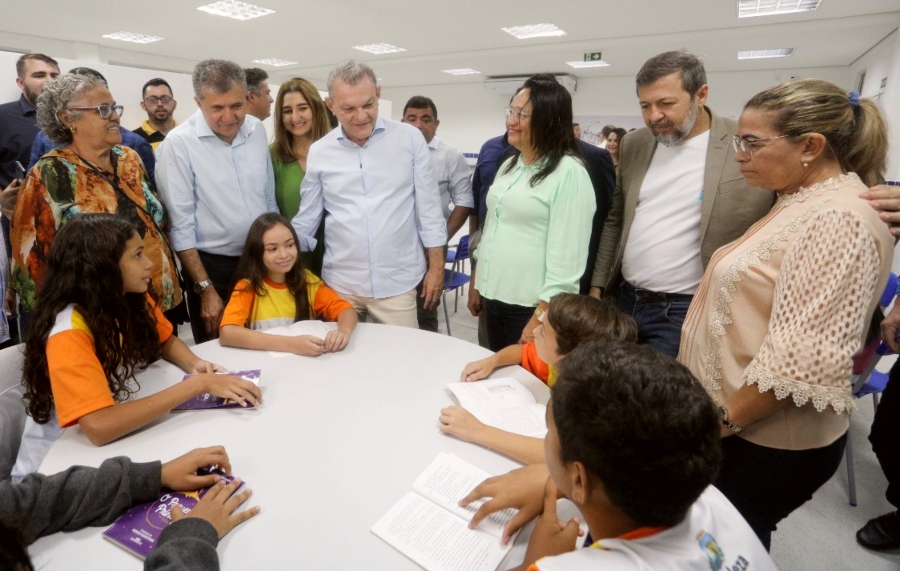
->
[156, 59, 276, 343]
[293, 60, 446, 328]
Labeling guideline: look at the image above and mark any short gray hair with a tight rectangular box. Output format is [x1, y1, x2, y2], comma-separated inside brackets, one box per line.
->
[326, 59, 377, 97]
[37, 73, 108, 144]
[636, 50, 707, 96]
[193, 59, 246, 100]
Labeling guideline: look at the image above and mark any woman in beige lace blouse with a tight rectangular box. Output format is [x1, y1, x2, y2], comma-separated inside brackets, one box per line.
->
[678, 79, 894, 549]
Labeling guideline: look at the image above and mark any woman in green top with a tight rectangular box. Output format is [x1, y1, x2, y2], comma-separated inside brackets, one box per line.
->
[270, 77, 332, 274]
[471, 74, 596, 352]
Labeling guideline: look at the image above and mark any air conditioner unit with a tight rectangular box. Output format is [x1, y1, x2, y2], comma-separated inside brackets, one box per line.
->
[483, 74, 577, 95]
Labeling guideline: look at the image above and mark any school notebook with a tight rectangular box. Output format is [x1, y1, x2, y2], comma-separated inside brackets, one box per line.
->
[261, 320, 336, 358]
[371, 452, 519, 571]
[173, 369, 261, 410]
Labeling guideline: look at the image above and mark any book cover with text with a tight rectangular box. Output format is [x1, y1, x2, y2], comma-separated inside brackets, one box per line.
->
[103, 468, 238, 559]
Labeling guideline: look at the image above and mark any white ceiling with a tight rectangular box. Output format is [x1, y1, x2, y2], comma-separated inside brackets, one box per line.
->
[1, 0, 898, 89]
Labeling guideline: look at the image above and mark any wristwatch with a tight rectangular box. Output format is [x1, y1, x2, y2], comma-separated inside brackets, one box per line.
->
[716, 405, 743, 434]
[193, 279, 212, 294]
[533, 306, 544, 319]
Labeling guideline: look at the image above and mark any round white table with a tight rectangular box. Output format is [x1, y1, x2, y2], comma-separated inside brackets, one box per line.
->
[30, 323, 550, 570]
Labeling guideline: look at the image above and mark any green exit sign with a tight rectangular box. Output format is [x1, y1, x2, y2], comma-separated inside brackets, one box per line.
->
[584, 52, 603, 62]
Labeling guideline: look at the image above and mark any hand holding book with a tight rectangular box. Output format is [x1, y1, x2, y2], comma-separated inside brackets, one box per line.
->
[160, 446, 232, 491]
[170, 477, 260, 539]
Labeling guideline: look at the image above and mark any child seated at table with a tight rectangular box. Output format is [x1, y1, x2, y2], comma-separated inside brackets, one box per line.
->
[17, 214, 262, 465]
[218, 213, 357, 356]
[459, 293, 635, 386]
[1, 446, 258, 571]
[439, 294, 636, 464]
[510, 341, 775, 571]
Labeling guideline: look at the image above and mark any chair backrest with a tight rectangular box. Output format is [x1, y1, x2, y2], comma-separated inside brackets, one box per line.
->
[454, 235, 469, 262]
[0, 344, 24, 395]
[880, 273, 899, 307]
[0, 344, 26, 481]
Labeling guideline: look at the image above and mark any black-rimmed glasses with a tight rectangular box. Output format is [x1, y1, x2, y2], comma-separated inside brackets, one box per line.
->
[145, 96, 174, 105]
[67, 104, 124, 120]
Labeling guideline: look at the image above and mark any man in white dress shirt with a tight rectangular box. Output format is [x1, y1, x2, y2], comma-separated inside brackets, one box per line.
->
[401, 95, 473, 331]
[292, 60, 446, 328]
[156, 59, 276, 343]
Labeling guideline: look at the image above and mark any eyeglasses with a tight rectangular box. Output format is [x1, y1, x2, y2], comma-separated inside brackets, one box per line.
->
[505, 107, 532, 123]
[732, 134, 791, 157]
[145, 96, 174, 105]
[67, 104, 124, 120]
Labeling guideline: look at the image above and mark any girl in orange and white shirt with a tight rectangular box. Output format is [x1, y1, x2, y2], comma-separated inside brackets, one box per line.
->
[19, 214, 261, 460]
[219, 213, 357, 356]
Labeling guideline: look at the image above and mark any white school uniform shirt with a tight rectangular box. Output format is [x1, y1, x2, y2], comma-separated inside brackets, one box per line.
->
[533, 486, 776, 571]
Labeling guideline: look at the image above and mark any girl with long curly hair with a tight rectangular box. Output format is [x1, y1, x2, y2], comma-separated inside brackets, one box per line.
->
[19, 214, 262, 455]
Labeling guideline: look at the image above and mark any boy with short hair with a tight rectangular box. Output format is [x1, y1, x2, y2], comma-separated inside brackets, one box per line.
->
[515, 342, 776, 570]
[441, 294, 636, 465]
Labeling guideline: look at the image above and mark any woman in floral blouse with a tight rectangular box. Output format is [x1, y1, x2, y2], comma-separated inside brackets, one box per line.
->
[11, 72, 184, 328]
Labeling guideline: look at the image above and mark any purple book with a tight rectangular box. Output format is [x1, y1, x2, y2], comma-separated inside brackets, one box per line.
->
[103, 467, 239, 559]
[173, 369, 261, 410]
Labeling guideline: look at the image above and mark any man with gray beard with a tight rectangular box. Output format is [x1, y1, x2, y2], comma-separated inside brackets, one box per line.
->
[588, 50, 773, 357]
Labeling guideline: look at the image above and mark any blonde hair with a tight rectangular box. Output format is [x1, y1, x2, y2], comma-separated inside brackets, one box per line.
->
[271, 77, 331, 165]
[744, 78, 887, 186]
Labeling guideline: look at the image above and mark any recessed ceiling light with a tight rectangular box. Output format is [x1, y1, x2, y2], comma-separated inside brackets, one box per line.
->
[738, 0, 821, 18]
[566, 60, 611, 69]
[353, 43, 407, 55]
[252, 58, 297, 67]
[442, 68, 481, 75]
[197, 0, 275, 21]
[738, 48, 795, 59]
[102, 31, 163, 44]
[501, 23, 567, 40]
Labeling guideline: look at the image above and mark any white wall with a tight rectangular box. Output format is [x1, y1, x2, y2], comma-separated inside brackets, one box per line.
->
[382, 65, 853, 155]
[850, 30, 900, 179]
[0, 50, 195, 134]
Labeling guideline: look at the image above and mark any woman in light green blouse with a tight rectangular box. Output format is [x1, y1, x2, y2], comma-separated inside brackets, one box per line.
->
[471, 74, 596, 351]
[270, 77, 331, 274]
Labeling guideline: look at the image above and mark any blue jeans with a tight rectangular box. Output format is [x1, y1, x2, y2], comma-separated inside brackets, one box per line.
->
[615, 281, 692, 358]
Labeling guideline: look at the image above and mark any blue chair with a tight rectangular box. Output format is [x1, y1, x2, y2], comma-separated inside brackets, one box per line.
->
[446, 235, 470, 279]
[442, 238, 471, 336]
[845, 272, 897, 506]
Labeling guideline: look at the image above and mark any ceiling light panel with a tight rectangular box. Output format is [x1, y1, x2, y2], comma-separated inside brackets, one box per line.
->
[252, 58, 297, 66]
[102, 31, 163, 44]
[353, 43, 407, 55]
[501, 23, 567, 40]
[566, 60, 611, 69]
[737, 0, 821, 18]
[197, 1, 275, 21]
[442, 68, 481, 75]
[737, 48, 795, 59]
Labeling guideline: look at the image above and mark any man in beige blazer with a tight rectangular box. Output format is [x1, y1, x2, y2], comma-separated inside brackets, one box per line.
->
[590, 50, 774, 357]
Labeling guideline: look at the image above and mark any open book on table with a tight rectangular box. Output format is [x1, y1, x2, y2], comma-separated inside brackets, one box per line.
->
[372, 452, 519, 571]
[103, 467, 241, 559]
[261, 320, 337, 358]
[447, 378, 547, 438]
[173, 370, 260, 410]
